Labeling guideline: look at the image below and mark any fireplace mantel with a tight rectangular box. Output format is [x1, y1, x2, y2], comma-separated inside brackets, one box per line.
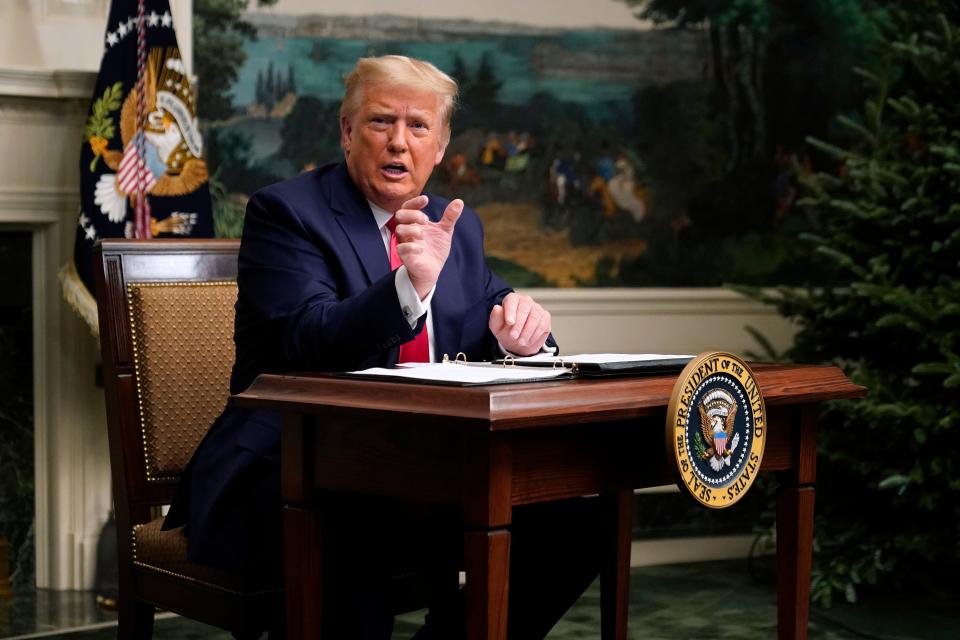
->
[0, 66, 108, 591]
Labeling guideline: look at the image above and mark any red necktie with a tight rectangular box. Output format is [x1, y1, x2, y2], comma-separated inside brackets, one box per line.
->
[387, 215, 430, 363]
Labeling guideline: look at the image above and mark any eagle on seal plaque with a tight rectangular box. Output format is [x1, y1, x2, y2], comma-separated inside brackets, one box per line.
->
[698, 389, 740, 472]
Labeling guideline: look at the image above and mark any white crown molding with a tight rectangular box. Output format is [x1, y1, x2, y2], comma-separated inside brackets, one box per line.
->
[520, 287, 780, 316]
[0, 187, 78, 223]
[0, 97, 87, 125]
[0, 66, 96, 99]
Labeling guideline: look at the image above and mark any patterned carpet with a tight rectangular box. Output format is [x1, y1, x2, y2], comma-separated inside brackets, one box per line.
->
[3, 560, 958, 639]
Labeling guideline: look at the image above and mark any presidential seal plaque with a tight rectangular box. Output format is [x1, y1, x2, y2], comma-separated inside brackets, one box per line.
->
[666, 352, 766, 508]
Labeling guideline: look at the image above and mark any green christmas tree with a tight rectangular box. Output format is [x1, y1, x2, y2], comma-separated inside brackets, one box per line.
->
[746, 1, 960, 605]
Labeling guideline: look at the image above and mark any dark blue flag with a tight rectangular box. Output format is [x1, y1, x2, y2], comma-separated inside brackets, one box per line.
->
[62, 0, 213, 331]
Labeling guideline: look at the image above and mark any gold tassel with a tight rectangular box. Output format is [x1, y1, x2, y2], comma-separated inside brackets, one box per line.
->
[59, 261, 100, 338]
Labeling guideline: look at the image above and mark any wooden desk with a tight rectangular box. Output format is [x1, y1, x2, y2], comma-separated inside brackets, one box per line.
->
[233, 363, 864, 640]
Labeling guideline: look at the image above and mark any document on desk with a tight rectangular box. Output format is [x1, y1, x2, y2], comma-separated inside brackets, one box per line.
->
[504, 353, 695, 375]
[345, 362, 572, 386]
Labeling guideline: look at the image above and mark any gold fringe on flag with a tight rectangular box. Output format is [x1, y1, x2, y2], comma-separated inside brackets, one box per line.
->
[59, 261, 100, 338]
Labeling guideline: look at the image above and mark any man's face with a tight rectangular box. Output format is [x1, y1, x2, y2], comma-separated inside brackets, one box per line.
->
[341, 84, 448, 212]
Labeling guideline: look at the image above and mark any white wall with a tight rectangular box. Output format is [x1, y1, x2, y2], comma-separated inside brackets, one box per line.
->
[251, 0, 652, 30]
[0, 0, 192, 74]
[531, 288, 793, 356]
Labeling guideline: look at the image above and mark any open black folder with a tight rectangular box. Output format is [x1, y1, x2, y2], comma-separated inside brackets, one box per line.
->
[341, 353, 694, 386]
[496, 353, 694, 376]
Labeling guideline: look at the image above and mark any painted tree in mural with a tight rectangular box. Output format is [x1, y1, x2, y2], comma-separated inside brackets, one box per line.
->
[630, 0, 769, 171]
[194, 0, 279, 237]
[193, 0, 278, 122]
[286, 63, 296, 96]
[624, 0, 878, 172]
[445, 52, 505, 130]
[279, 96, 341, 173]
[255, 61, 295, 112]
[607, 0, 882, 286]
[449, 53, 470, 91]
[463, 52, 503, 123]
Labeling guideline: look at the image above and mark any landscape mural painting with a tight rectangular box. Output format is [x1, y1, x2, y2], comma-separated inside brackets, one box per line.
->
[200, 0, 878, 287]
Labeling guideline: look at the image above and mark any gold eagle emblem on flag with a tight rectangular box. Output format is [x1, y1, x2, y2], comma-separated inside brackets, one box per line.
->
[87, 46, 207, 234]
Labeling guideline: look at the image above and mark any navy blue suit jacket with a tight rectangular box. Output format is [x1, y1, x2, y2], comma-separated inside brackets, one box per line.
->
[164, 163, 545, 572]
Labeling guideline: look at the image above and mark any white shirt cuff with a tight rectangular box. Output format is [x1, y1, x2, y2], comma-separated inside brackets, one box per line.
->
[395, 265, 435, 329]
[497, 341, 557, 357]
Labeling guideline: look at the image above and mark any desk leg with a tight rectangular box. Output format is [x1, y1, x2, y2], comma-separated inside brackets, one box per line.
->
[601, 490, 633, 640]
[465, 528, 511, 640]
[283, 505, 325, 639]
[463, 433, 512, 640]
[777, 485, 815, 640]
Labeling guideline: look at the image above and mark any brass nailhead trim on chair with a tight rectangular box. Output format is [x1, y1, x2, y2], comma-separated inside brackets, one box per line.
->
[130, 523, 281, 597]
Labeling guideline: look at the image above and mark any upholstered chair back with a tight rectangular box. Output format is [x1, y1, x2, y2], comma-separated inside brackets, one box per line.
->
[95, 239, 240, 510]
[126, 281, 236, 480]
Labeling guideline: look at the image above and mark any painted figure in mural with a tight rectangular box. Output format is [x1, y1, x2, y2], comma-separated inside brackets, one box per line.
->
[589, 140, 619, 217]
[480, 130, 506, 168]
[504, 130, 530, 172]
[164, 55, 602, 639]
[547, 144, 584, 207]
[444, 152, 481, 187]
[596, 141, 615, 183]
[607, 153, 647, 222]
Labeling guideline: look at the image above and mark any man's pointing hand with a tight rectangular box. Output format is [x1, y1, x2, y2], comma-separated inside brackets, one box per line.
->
[393, 195, 463, 299]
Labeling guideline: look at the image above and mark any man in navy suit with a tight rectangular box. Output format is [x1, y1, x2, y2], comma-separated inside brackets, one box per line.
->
[166, 55, 601, 638]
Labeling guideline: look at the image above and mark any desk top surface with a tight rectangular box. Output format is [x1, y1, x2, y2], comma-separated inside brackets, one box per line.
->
[232, 363, 865, 431]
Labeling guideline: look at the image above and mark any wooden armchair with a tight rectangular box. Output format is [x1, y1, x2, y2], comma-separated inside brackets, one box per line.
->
[94, 239, 281, 639]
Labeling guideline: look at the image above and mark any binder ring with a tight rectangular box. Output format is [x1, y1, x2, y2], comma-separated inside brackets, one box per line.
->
[553, 358, 564, 370]
[455, 352, 468, 363]
[502, 355, 516, 368]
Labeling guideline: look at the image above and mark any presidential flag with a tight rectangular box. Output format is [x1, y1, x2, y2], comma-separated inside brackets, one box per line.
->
[61, 0, 213, 333]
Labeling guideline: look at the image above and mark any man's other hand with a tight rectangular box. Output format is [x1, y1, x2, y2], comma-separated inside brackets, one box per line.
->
[488, 292, 551, 356]
[394, 195, 463, 299]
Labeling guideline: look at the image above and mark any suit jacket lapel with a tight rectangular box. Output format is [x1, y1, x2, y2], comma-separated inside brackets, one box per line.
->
[329, 163, 390, 285]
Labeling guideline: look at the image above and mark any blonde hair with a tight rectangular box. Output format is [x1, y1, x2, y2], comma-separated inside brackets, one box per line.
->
[340, 55, 459, 142]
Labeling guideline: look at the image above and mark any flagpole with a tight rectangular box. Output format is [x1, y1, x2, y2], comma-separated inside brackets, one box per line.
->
[134, 0, 152, 238]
